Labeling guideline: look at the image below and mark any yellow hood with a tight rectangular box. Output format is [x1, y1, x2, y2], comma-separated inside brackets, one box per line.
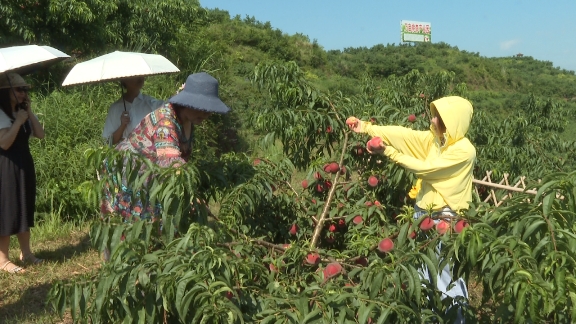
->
[430, 96, 473, 146]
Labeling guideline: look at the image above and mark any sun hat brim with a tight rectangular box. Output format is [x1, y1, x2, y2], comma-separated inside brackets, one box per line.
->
[0, 73, 30, 89]
[168, 91, 230, 114]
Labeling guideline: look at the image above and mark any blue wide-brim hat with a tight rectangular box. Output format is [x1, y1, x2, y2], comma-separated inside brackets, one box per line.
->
[168, 72, 230, 114]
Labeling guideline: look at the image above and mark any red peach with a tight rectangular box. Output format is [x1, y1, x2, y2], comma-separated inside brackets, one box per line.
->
[408, 231, 417, 239]
[408, 114, 416, 123]
[419, 217, 435, 231]
[368, 176, 379, 187]
[454, 220, 469, 233]
[338, 219, 346, 228]
[323, 262, 342, 278]
[365, 201, 373, 207]
[328, 162, 340, 173]
[326, 126, 333, 133]
[352, 215, 363, 225]
[315, 184, 324, 193]
[289, 224, 298, 235]
[314, 172, 322, 180]
[436, 220, 450, 234]
[378, 238, 394, 253]
[328, 224, 337, 232]
[306, 253, 320, 265]
[301, 179, 308, 188]
[355, 256, 368, 267]
[367, 137, 383, 151]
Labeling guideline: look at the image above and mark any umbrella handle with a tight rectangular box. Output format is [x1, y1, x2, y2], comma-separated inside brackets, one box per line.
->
[119, 81, 127, 112]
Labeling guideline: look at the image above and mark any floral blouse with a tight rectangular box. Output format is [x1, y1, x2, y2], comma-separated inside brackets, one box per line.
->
[115, 103, 189, 168]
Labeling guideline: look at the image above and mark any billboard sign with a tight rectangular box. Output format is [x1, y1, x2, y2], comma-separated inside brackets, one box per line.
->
[401, 20, 431, 43]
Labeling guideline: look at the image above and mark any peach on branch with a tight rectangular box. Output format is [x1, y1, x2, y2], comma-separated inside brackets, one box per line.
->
[339, 166, 347, 175]
[408, 231, 417, 239]
[419, 217, 434, 231]
[352, 215, 363, 225]
[328, 224, 337, 233]
[364, 201, 373, 207]
[289, 224, 299, 236]
[315, 184, 324, 193]
[301, 179, 308, 188]
[355, 256, 368, 267]
[327, 162, 340, 173]
[454, 220, 469, 233]
[338, 219, 346, 228]
[408, 114, 416, 123]
[314, 172, 322, 180]
[436, 220, 450, 234]
[326, 234, 335, 244]
[378, 238, 394, 253]
[326, 126, 333, 133]
[306, 253, 321, 265]
[368, 176, 379, 187]
[323, 262, 342, 279]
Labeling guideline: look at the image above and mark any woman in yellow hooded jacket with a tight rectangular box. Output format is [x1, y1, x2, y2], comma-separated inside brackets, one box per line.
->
[347, 95, 475, 323]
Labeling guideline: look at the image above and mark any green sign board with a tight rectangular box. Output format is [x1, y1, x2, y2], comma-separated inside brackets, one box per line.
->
[401, 20, 431, 43]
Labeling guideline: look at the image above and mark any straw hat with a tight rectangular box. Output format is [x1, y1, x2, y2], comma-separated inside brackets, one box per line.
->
[0, 72, 30, 89]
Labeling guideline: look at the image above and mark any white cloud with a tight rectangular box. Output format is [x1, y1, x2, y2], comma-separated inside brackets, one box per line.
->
[500, 39, 521, 50]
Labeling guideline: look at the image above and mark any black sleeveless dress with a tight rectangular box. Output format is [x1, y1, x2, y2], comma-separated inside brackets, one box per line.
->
[0, 122, 36, 236]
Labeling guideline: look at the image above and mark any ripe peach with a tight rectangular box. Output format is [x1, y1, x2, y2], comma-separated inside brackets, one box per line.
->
[454, 220, 469, 233]
[352, 215, 363, 225]
[269, 263, 277, 273]
[355, 256, 368, 267]
[374, 200, 382, 207]
[326, 126, 333, 133]
[408, 231, 417, 239]
[408, 114, 416, 123]
[323, 262, 342, 278]
[419, 217, 434, 231]
[365, 201, 373, 207]
[314, 172, 322, 180]
[368, 176, 379, 187]
[328, 224, 337, 232]
[436, 220, 450, 234]
[315, 184, 324, 193]
[289, 224, 298, 235]
[339, 166, 347, 175]
[367, 137, 383, 151]
[378, 238, 394, 253]
[346, 117, 358, 126]
[301, 179, 308, 188]
[328, 162, 340, 173]
[306, 253, 320, 265]
[338, 219, 346, 228]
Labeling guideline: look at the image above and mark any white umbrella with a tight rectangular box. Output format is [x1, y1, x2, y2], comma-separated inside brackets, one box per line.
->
[0, 45, 70, 75]
[62, 51, 180, 86]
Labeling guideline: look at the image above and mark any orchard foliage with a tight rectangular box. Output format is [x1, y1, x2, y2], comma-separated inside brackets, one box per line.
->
[49, 62, 576, 323]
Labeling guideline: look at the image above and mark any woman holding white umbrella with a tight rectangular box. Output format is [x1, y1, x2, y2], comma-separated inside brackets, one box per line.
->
[0, 73, 45, 273]
[102, 76, 165, 145]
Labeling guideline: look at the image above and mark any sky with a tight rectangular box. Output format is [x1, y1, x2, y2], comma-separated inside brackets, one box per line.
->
[200, 0, 576, 72]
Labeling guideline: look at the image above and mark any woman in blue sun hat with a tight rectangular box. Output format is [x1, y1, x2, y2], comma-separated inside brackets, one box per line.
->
[100, 72, 230, 223]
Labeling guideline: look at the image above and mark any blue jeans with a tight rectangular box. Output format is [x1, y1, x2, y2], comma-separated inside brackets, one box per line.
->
[414, 205, 468, 323]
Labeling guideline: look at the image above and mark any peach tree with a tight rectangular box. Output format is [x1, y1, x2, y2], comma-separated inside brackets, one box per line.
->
[49, 62, 576, 323]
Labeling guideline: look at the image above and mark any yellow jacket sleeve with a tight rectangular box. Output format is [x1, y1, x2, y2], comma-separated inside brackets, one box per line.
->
[383, 141, 475, 181]
[360, 122, 433, 161]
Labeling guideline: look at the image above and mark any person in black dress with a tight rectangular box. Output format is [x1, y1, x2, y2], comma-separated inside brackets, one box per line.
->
[0, 73, 45, 273]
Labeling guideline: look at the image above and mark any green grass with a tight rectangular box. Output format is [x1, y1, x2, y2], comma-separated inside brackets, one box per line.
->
[0, 212, 100, 324]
